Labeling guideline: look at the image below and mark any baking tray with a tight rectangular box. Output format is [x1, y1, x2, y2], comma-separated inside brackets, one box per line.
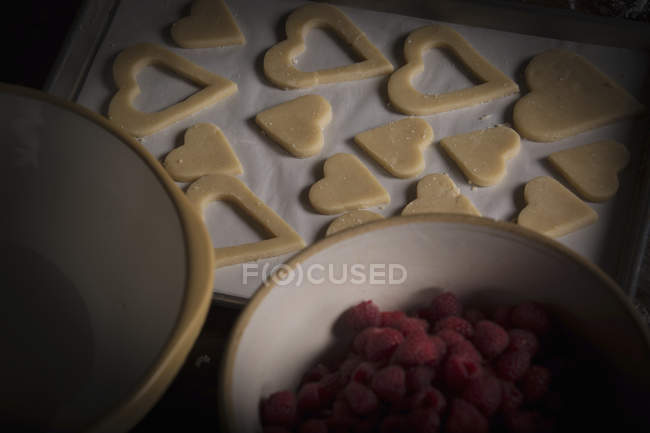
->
[47, 0, 650, 304]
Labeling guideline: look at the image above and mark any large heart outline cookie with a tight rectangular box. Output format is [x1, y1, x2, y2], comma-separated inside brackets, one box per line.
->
[354, 118, 434, 178]
[401, 173, 481, 216]
[309, 153, 390, 215]
[387, 25, 519, 116]
[263, 4, 393, 89]
[171, 0, 245, 48]
[108, 43, 237, 137]
[164, 123, 243, 182]
[186, 174, 305, 268]
[513, 49, 645, 142]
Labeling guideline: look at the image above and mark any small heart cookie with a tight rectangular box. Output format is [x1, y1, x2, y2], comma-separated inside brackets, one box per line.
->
[402, 173, 480, 216]
[440, 126, 520, 186]
[163, 123, 243, 182]
[255, 95, 332, 158]
[354, 118, 434, 178]
[513, 49, 645, 142]
[171, 0, 245, 48]
[517, 176, 597, 238]
[548, 140, 629, 202]
[309, 153, 390, 215]
[325, 210, 384, 236]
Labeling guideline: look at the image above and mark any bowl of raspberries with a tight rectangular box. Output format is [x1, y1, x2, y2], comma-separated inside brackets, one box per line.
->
[220, 214, 650, 433]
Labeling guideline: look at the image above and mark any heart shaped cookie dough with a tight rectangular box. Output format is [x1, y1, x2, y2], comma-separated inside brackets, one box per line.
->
[517, 176, 597, 238]
[402, 173, 480, 216]
[548, 140, 629, 202]
[513, 49, 645, 142]
[325, 210, 384, 236]
[263, 4, 393, 89]
[171, 0, 245, 48]
[255, 95, 332, 158]
[163, 123, 243, 182]
[440, 126, 520, 187]
[387, 25, 518, 116]
[309, 153, 390, 215]
[354, 118, 434, 178]
[186, 174, 304, 268]
[108, 43, 237, 137]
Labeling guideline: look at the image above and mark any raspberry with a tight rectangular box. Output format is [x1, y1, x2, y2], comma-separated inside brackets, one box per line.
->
[381, 310, 407, 328]
[521, 365, 551, 404]
[343, 382, 378, 415]
[448, 338, 483, 364]
[318, 372, 346, 405]
[462, 374, 503, 416]
[464, 308, 486, 325]
[435, 329, 465, 347]
[339, 355, 362, 381]
[302, 363, 330, 384]
[434, 316, 474, 338]
[392, 333, 441, 366]
[261, 390, 297, 427]
[492, 305, 512, 328]
[503, 409, 554, 433]
[473, 320, 510, 359]
[297, 382, 321, 413]
[510, 302, 550, 336]
[508, 329, 540, 357]
[423, 292, 463, 324]
[410, 387, 447, 412]
[327, 399, 356, 431]
[364, 327, 404, 362]
[299, 419, 328, 433]
[428, 335, 448, 364]
[344, 300, 381, 331]
[406, 408, 441, 433]
[495, 350, 531, 381]
[353, 327, 380, 355]
[443, 354, 482, 392]
[446, 398, 489, 433]
[405, 365, 435, 393]
[371, 365, 406, 403]
[350, 362, 376, 384]
[380, 415, 406, 433]
[395, 317, 430, 337]
[500, 380, 524, 413]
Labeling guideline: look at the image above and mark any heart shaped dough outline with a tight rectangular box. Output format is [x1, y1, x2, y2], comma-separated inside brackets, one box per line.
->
[108, 43, 237, 137]
[164, 123, 243, 182]
[255, 94, 332, 158]
[440, 126, 520, 187]
[263, 3, 393, 89]
[309, 153, 390, 215]
[186, 174, 305, 268]
[325, 210, 384, 237]
[402, 173, 481, 216]
[354, 118, 434, 179]
[387, 25, 519, 116]
[171, 0, 245, 48]
[517, 176, 597, 238]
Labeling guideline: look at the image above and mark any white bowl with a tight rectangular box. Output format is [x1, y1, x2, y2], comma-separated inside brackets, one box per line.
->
[220, 214, 650, 432]
[0, 85, 214, 432]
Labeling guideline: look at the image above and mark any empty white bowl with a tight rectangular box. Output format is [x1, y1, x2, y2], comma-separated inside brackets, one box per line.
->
[220, 214, 650, 432]
[0, 85, 214, 432]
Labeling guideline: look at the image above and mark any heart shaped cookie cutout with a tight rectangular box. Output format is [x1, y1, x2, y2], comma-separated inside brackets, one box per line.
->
[513, 49, 645, 142]
[402, 173, 480, 216]
[440, 126, 520, 187]
[309, 153, 390, 215]
[354, 118, 434, 178]
[171, 0, 245, 48]
[263, 4, 393, 89]
[517, 176, 597, 238]
[164, 123, 243, 182]
[108, 43, 237, 137]
[548, 140, 629, 202]
[255, 95, 332, 158]
[387, 25, 518, 116]
[325, 210, 384, 236]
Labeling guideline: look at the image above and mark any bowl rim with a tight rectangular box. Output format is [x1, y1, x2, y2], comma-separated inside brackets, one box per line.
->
[218, 213, 650, 432]
[0, 83, 215, 433]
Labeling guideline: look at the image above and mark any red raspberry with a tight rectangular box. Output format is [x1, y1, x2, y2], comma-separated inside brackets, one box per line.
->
[443, 354, 483, 392]
[503, 409, 554, 433]
[510, 302, 550, 336]
[500, 380, 524, 413]
[508, 329, 540, 357]
[299, 419, 328, 433]
[405, 365, 435, 393]
[380, 415, 406, 433]
[495, 350, 531, 382]
[350, 362, 376, 384]
[448, 338, 483, 364]
[318, 372, 346, 405]
[327, 399, 356, 431]
[521, 365, 551, 404]
[343, 382, 378, 415]
[435, 329, 465, 347]
[473, 320, 510, 360]
[261, 390, 297, 427]
[464, 308, 486, 325]
[423, 292, 463, 324]
[410, 387, 447, 412]
[297, 382, 321, 413]
[339, 355, 362, 381]
[462, 374, 503, 416]
[364, 327, 404, 362]
[381, 310, 407, 327]
[428, 335, 448, 364]
[371, 365, 406, 403]
[434, 316, 474, 338]
[492, 306, 512, 329]
[407, 408, 441, 433]
[446, 398, 489, 433]
[395, 317, 430, 337]
[392, 333, 441, 366]
[353, 327, 380, 355]
[344, 300, 381, 331]
[302, 363, 330, 384]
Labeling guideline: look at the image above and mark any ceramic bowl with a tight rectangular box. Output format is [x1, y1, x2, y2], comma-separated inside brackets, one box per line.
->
[0, 85, 214, 432]
[220, 214, 650, 432]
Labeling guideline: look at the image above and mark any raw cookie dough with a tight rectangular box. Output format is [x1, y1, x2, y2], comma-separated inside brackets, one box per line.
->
[309, 153, 390, 215]
[354, 118, 434, 178]
[325, 210, 384, 236]
[255, 95, 332, 158]
[513, 49, 645, 142]
[164, 123, 243, 182]
[517, 176, 598, 238]
[186, 174, 305, 268]
[402, 173, 480, 216]
[548, 140, 629, 202]
[171, 0, 245, 48]
[108, 43, 237, 137]
[387, 25, 518, 116]
[440, 126, 520, 187]
[263, 3, 393, 89]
